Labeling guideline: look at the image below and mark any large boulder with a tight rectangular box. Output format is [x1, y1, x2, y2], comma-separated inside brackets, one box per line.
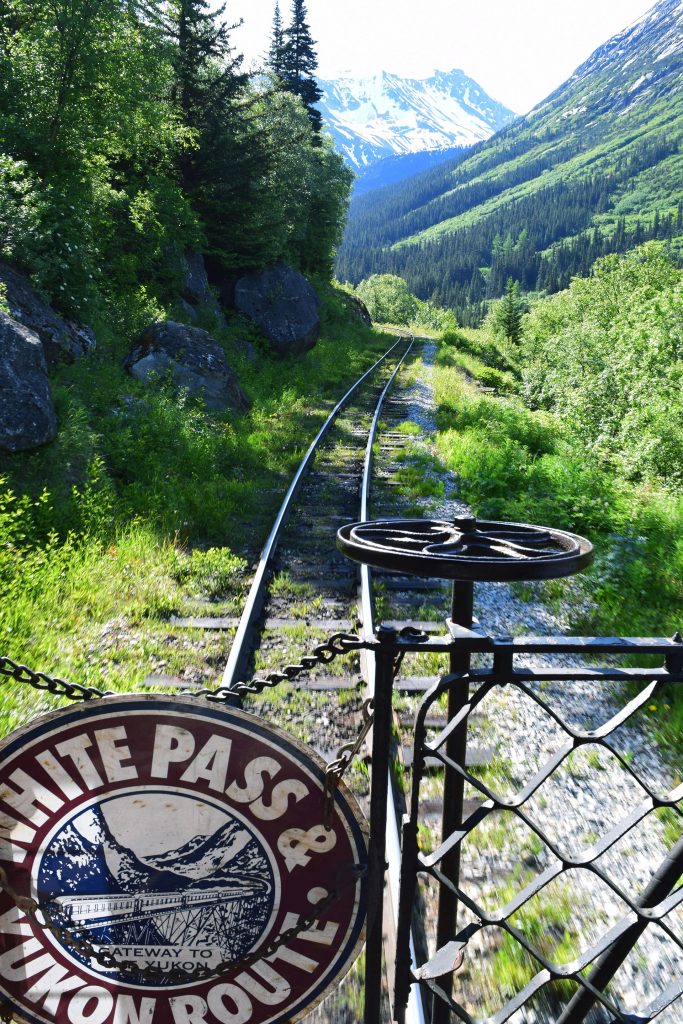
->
[234, 264, 320, 356]
[0, 262, 95, 365]
[0, 312, 57, 452]
[180, 252, 226, 327]
[124, 322, 250, 413]
[345, 292, 372, 326]
[181, 252, 213, 307]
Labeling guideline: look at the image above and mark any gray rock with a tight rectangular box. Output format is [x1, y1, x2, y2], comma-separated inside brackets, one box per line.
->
[0, 261, 96, 365]
[0, 311, 57, 451]
[180, 252, 226, 329]
[124, 321, 250, 413]
[181, 252, 213, 307]
[179, 299, 199, 324]
[346, 292, 372, 326]
[234, 264, 320, 356]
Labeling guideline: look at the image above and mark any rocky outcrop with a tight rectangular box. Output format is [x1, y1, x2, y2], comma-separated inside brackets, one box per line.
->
[180, 252, 225, 327]
[234, 264, 320, 356]
[0, 312, 57, 451]
[124, 321, 250, 413]
[345, 292, 372, 326]
[181, 252, 213, 307]
[0, 262, 95, 365]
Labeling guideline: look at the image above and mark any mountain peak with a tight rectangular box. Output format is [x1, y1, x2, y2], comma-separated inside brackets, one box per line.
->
[317, 68, 517, 172]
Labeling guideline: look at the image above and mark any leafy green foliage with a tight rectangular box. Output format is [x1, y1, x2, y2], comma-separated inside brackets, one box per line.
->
[0, 285, 389, 684]
[0, 0, 350, 316]
[488, 278, 525, 344]
[354, 273, 457, 331]
[280, 0, 323, 134]
[433, 252, 683, 754]
[355, 274, 418, 325]
[521, 244, 683, 485]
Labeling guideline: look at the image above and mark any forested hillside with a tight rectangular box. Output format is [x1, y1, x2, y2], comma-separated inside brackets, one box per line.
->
[337, 0, 683, 324]
[0, 0, 351, 327]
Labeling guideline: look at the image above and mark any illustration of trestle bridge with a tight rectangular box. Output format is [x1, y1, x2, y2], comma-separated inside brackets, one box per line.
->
[52, 885, 269, 951]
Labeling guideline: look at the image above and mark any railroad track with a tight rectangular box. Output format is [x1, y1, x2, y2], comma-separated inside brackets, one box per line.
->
[168, 332, 435, 1023]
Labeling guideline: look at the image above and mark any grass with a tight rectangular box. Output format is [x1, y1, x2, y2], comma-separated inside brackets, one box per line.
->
[0, 282, 392, 726]
[432, 328, 683, 759]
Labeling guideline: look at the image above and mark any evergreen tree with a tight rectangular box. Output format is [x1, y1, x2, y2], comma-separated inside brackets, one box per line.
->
[494, 278, 524, 344]
[267, 0, 285, 78]
[170, 0, 247, 191]
[281, 0, 322, 134]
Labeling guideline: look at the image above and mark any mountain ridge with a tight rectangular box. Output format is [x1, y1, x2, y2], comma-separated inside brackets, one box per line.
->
[336, 0, 683, 320]
[317, 68, 517, 172]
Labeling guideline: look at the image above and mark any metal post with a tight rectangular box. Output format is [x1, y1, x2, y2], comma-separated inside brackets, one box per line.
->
[432, 579, 473, 1024]
[364, 625, 398, 1024]
[557, 834, 683, 1024]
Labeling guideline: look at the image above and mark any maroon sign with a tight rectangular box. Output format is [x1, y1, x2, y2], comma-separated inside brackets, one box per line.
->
[0, 695, 368, 1024]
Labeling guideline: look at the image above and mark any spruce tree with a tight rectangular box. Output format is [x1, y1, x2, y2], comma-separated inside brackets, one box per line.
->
[267, 0, 285, 78]
[281, 0, 323, 134]
[171, 0, 247, 190]
[495, 278, 524, 344]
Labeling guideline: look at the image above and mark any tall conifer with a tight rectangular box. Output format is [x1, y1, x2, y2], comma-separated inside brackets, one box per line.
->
[171, 0, 246, 189]
[281, 0, 323, 134]
[267, 1, 285, 78]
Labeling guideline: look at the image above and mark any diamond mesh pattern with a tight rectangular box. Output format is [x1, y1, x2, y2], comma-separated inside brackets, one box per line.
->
[396, 647, 683, 1024]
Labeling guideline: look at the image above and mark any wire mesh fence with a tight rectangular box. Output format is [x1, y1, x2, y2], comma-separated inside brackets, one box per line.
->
[394, 637, 683, 1024]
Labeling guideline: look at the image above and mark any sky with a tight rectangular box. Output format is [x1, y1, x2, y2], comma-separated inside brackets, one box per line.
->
[225, 0, 658, 113]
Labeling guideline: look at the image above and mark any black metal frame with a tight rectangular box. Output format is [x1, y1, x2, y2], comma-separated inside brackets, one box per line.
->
[388, 627, 683, 1024]
[339, 516, 683, 1024]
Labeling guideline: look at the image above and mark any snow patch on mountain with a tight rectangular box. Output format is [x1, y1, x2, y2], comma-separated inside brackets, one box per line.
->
[317, 69, 517, 171]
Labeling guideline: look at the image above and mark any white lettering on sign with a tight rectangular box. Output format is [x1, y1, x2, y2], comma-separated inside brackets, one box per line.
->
[277, 825, 337, 871]
[67, 986, 114, 1024]
[0, 905, 33, 936]
[35, 751, 84, 800]
[266, 945, 318, 974]
[24, 961, 85, 1014]
[0, 808, 36, 864]
[279, 910, 339, 946]
[0, 768, 64, 826]
[113, 995, 157, 1024]
[55, 735, 105, 789]
[180, 735, 232, 793]
[249, 778, 309, 821]
[169, 996, 209, 1024]
[151, 726, 195, 779]
[226, 756, 280, 804]
[235, 961, 290, 1006]
[94, 728, 138, 783]
[207, 984, 253, 1023]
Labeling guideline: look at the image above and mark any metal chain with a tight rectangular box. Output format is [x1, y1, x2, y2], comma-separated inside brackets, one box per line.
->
[323, 697, 374, 827]
[0, 655, 111, 702]
[0, 862, 366, 984]
[190, 631, 364, 701]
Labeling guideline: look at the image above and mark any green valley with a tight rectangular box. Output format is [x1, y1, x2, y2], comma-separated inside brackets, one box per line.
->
[338, 0, 683, 323]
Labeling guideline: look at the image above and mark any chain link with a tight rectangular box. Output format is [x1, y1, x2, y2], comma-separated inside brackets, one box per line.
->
[0, 656, 111, 702]
[323, 697, 374, 827]
[190, 631, 364, 701]
[0, 638, 370, 983]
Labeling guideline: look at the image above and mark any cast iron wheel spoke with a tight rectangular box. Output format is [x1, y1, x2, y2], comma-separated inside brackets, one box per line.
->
[337, 515, 594, 582]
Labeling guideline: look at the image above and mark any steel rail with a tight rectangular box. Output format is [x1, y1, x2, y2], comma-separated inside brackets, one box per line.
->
[356, 336, 427, 1024]
[222, 336, 407, 689]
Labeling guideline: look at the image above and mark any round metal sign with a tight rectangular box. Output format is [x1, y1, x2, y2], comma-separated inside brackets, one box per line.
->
[0, 695, 368, 1024]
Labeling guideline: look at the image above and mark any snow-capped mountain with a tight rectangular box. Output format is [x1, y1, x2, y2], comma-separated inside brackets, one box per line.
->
[38, 805, 269, 898]
[317, 69, 517, 171]
[528, 0, 683, 120]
